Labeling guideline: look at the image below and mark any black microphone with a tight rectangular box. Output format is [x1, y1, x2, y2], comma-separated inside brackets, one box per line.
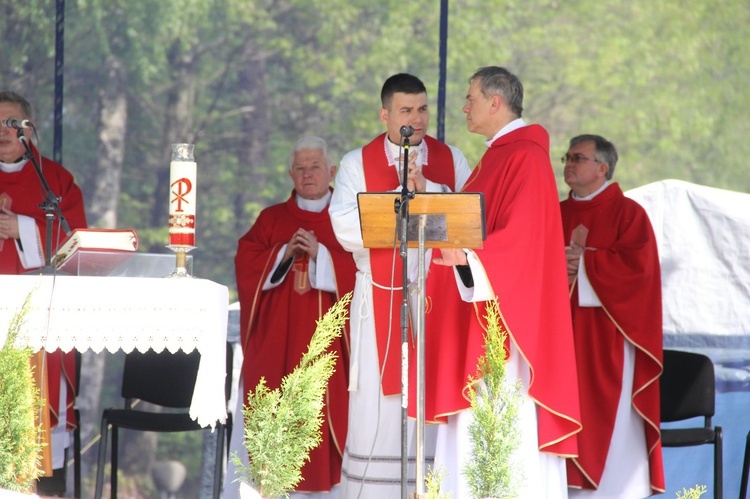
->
[400, 125, 414, 138]
[1, 118, 33, 129]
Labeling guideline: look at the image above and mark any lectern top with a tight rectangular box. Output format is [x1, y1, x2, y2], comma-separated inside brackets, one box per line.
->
[357, 192, 485, 249]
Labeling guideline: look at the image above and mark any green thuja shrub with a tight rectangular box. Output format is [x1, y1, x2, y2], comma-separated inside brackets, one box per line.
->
[0, 292, 44, 492]
[676, 484, 707, 498]
[425, 465, 451, 499]
[463, 299, 522, 499]
[232, 292, 352, 498]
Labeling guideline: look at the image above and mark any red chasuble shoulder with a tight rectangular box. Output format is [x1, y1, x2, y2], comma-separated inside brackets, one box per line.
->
[0, 145, 87, 274]
[236, 190, 355, 351]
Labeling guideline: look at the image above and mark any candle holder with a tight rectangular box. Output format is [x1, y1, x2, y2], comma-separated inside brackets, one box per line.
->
[167, 245, 194, 278]
[167, 143, 197, 278]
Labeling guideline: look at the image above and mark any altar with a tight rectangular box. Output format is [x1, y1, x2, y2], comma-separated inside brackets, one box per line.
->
[0, 273, 229, 428]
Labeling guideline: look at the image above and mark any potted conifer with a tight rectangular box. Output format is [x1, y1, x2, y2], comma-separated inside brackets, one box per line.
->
[463, 300, 522, 499]
[232, 293, 352, 499]
[676, 485, 707, 498]
[0, 292, 44, 494]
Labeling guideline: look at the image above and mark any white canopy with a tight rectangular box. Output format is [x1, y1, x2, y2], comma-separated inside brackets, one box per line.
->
[626, 179, 750, 339]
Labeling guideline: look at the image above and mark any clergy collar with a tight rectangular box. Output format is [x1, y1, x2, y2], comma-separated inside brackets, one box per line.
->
[572, 181, 611, 201]
[296, 189, 331, 213]
[0, 157, 28, 173]
[486, 118, 527, 147]
[383, 134, 427, 168]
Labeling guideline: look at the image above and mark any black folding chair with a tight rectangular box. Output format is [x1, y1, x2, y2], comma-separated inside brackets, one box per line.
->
[660, 349, 722, 499]
[94, 344, 233, 498]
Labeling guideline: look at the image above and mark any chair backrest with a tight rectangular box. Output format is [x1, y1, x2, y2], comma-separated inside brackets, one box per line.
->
[660, 349, 716, 423]
[121, 344, 234, 410]
[122, 349, 201, 408]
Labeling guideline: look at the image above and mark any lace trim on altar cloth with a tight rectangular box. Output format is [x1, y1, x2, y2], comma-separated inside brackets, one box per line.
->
[0, 275, 229, 428]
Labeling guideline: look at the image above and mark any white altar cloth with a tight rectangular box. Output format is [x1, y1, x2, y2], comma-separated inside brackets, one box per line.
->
[0, 274, 229, 428]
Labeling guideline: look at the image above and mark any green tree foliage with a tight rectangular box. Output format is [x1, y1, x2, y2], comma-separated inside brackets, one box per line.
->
[443, 0, 750, 197]
[3, 0, 747, 293]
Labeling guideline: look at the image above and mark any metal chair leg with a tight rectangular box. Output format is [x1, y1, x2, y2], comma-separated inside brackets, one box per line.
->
[213, 424, 226, 499]
[74, 409, 81, 499]
[714, 426, 723, 499]
[111, 425, 119, 499]
[740, 431, 750, 499]
[94, 413, 110, 499]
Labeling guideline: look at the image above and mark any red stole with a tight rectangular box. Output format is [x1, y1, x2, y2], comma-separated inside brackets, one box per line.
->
[362, 133, 455, 395]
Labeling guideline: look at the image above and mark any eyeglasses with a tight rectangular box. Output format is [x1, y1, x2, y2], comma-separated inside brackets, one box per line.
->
[561, 154, 601, 165]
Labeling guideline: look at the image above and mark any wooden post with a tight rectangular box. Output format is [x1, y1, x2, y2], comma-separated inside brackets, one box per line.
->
[30, 350, 53, 476]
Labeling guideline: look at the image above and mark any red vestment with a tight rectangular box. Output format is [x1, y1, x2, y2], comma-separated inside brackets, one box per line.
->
[420, 125, 582, 458]
[235, 190, 355, 492]
[561, 183, 664, 493]
[0, 145, 87, 431]
[362, 133, 457, 396]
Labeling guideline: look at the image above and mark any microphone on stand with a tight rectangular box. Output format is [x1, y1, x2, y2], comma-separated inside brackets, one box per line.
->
[400, 125, 414, 138]
[2, 118, 33, 129]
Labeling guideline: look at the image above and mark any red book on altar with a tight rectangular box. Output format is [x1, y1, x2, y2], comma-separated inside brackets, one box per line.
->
[52, 228, 139, 274]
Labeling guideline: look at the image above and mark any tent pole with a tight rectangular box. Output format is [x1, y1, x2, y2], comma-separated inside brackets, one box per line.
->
[53, 0, 65, 163]
[437, 0, 449, 143]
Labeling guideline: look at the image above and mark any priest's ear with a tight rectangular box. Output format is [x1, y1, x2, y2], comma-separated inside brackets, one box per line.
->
[598, 162, 610, 178]
[327, 165, 337, 183]
[488, 94, 503, 115]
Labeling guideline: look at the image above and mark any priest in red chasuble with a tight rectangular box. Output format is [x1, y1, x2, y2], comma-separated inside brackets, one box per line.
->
[234, 136, 355, 496]
[560, 134, 664, 497]
[0, 91, 87, 476]
[431, 66, 581, 498]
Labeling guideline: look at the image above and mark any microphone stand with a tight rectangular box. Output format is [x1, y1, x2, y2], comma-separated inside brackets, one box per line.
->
[394, 133, 413, 499]
[17, 128, 72, 275]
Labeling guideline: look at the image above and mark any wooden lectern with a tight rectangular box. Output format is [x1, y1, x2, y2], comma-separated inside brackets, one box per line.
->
[358, 192, 485, 250]
[357, 191, 485, 498]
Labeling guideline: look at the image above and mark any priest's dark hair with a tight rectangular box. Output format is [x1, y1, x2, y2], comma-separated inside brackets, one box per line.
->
[380, 73, 427, 110]
[569, 134, 619, 180]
